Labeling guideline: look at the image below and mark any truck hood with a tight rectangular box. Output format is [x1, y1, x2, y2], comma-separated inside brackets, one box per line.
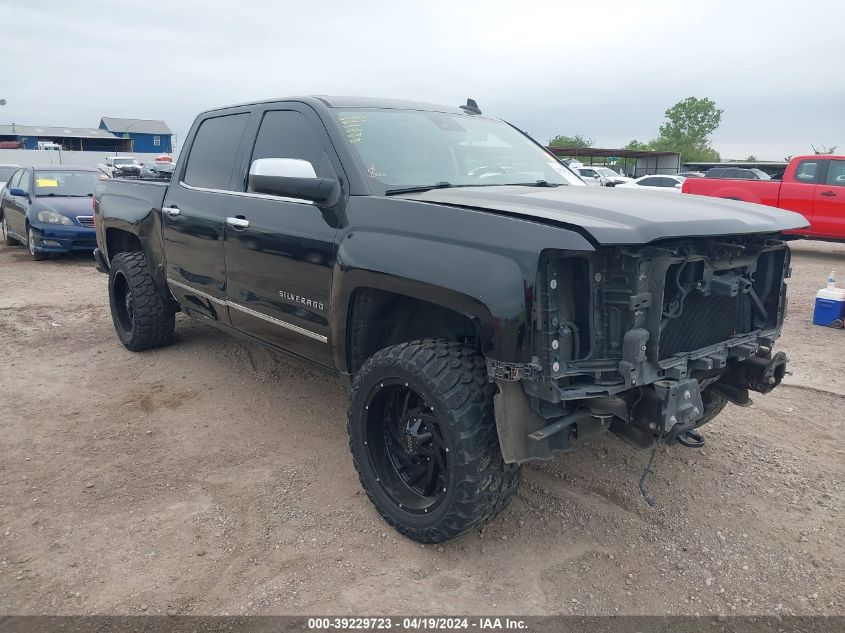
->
[398, 185, 809, 245]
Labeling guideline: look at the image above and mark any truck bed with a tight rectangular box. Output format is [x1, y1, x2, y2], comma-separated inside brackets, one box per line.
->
[683, 177, 783, 206]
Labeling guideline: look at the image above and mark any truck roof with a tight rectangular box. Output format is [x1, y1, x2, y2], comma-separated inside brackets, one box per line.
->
[203, 95, 471, 116]
[789, 154, 845, 161]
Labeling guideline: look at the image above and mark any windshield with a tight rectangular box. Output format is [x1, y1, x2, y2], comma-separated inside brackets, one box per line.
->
[34, 170, 99, 197]
[112, 158, 135, 165]
[0, 166, 16, 184]
[332, 109, 583, 192]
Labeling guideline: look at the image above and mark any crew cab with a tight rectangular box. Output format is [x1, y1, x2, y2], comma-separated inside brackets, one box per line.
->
[683, 155, 845, 241]
[94, 96, 806, 543]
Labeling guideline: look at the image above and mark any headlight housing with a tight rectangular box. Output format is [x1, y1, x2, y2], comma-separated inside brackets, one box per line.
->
[37, 210, 73, 225]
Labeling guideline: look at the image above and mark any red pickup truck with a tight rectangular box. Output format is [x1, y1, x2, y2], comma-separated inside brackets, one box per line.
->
[682, 155, 845, 241]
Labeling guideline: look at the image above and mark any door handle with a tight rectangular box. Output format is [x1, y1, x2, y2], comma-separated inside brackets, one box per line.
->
[226, 216, 250, 229]
[820, 191, 837, 197]
[164, 205, 181, 216]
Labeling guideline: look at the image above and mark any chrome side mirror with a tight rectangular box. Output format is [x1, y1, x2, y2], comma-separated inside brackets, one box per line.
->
[248, 158, 339, 205]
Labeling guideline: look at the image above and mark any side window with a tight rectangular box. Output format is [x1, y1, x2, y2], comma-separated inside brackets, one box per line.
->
[182, 113, 249, 190]
[794, 161, 819, 183]
[638, 177, 658, 186]
[824, 160, 845, 187]
[7, 170, 23, 190]
[579, 169, 596, 178]
[247, 110, 326, 192]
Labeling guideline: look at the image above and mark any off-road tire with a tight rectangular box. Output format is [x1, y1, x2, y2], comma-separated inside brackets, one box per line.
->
[1, 216, 16, 245]
[694, 389, 728, 428]
[108, 251, 175, 351]
[348, 340, 521, 543]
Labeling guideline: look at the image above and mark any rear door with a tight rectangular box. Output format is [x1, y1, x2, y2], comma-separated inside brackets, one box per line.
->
[163, 110, 251, 323]
[223, 105, 342, 368]
[812, 159, 845, 238]
[780, 158, 821, 228]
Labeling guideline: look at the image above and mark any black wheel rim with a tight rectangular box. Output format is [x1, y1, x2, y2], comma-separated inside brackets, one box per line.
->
[113, 271, 134, 331]
[363, 380, 449, 514]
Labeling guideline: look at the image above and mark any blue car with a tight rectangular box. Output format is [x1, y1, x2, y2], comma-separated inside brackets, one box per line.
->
[0, 165, 102, 260]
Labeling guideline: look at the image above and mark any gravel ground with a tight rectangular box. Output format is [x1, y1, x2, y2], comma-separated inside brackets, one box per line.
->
[0, 239, 842, 616]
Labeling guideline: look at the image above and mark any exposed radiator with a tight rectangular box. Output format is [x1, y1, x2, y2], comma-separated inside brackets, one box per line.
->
[658, 291, 747, 361]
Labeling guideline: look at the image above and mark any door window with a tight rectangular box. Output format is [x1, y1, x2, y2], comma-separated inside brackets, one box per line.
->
[824, 160, 845, 187]
[794, 160, 820, 183]
[7, 170, 24, 190]
[638, 177, 659, 187]
[182, 113, 249, 190]
[246, 110, 326, 193]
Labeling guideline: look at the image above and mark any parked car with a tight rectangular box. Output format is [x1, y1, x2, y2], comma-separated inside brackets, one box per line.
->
[577, 166, 632, 186]
[683, 155, 845, 241]
[677, 171, 705, 178]
[615, 174, 685, 192]
[705, 167, 771, 180]
[0, 165, 100, 260]
[0, 164, 19, 186]
[94, 96, 803, 543]
[99, 156, 142, 178]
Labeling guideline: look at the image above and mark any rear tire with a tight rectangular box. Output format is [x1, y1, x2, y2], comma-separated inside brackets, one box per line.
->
[348, 340, 521, 543]
[1, 216, 16, 245]
[108, 251, 175, 351]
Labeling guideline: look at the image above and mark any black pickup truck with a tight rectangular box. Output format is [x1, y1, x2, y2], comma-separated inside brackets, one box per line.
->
[93, 96, 806, 543]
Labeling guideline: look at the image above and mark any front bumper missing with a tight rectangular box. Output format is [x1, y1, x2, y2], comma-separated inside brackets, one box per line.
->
[492, 349, 788, 465]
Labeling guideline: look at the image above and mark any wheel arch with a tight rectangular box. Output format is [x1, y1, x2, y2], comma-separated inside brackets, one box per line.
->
[334, 270, 501, 375]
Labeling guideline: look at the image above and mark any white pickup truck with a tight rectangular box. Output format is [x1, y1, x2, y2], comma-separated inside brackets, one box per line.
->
[99, 156, 142, 178]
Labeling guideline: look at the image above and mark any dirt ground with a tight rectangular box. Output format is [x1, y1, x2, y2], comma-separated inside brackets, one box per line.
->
[0, 239, 842, 617]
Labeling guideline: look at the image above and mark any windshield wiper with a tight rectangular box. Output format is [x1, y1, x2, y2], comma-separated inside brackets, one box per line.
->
[504, 180, 563, 187]
[384, 181, 453, 196]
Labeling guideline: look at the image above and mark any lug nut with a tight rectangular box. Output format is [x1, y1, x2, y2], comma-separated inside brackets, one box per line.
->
[683, 390, 691, 400]
[552, 339, 559, 350]
[550, 279, 557, 289]
[552, 362, 560, 372]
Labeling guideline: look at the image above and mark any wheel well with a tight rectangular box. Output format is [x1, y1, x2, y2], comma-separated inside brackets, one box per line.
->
[347, 288, 480, 374]
[106, 228, 143, 261]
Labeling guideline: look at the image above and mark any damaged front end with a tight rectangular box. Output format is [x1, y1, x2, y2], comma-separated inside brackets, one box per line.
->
[491, 234, 791, 464]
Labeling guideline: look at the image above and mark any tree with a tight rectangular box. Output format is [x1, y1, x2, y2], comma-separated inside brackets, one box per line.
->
[548, 133, 593, 148]
[651, 96, 723, 162]
[812, 144, 838, 155]
[623, 139, 651, 151]
[745, 155, 758, 162]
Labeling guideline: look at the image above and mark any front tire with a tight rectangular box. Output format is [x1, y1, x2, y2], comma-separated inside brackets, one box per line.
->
[348, 340, 521, 543]
[108, 251, 175, 351]
[694, 389, 728, 429]
[28, 227, 47, 260]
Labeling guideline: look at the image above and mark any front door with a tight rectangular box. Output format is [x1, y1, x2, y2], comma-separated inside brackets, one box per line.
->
[812, 159, 845, 239]
[162, 111, 251, 323]
[223, 106, 342, 368]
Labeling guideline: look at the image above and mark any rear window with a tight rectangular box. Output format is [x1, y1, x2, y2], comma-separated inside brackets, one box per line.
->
[183, 113, 249, 190]
[795, 160, 820, 182]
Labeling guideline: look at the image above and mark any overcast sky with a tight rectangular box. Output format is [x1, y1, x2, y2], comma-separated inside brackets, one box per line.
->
[1, 0, 842, 160]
